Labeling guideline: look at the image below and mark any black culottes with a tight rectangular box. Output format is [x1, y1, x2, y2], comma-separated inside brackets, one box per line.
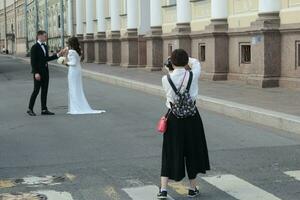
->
[161, 109, 210, 181]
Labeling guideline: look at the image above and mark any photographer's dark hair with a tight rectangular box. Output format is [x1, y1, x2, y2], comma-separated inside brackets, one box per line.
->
[67, 37, 82, 57]
[171, 49, 189, 67]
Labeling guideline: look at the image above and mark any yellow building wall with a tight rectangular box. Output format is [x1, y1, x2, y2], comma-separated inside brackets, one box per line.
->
[228, 0, 258, 28]
[280, 0, 300, 24]
[190, 0, 211, 32]
[162, 6, 176, 33]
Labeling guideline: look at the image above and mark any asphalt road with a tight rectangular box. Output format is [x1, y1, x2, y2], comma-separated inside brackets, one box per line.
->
[0, 55, 300, 200]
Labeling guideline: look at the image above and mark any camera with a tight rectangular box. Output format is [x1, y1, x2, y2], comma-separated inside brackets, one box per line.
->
[164, 57, 174, 71]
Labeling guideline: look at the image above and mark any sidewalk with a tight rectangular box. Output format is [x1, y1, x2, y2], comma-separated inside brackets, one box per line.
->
[4, 54, 300, 134]
[83, 62, 300, 117]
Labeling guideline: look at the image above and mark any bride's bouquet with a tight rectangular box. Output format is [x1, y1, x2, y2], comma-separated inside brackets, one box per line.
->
[57, 47, 69, 65]
[57, 56, 67, 65]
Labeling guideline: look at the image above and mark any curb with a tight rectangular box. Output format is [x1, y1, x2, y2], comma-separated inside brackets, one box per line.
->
[8, 55, 300, 135]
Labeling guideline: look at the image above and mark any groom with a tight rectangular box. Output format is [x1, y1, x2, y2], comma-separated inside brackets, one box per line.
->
[27, 30, 62, 116]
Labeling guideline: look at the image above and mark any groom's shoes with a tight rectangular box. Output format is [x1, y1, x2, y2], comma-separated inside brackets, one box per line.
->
[41, 110, 55, 115]
[27, 109, 36, 116]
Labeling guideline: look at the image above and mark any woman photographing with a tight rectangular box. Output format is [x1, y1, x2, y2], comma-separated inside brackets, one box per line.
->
[157, 49, 210, 199]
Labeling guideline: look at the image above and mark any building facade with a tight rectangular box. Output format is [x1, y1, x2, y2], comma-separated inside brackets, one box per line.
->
[0, 0, 300, 88]
[0, 0, 71, 55]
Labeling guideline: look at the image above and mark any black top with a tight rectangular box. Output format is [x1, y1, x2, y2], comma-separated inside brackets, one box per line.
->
[30, 42, 58, 74]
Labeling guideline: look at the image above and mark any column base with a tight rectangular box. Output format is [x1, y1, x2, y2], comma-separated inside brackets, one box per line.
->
[205, 19, 228, 32]
[121, 29, 139, 68]
[145, 26, 163, 71]
[251, 12, 280, 29]
[83, 33, 95, 63]
[201, 72, 228, 81]
[172, 22, 191, 34]
[247, 76, 280, 88]
[94, 32, 107, 64]
[106, 31, 121, 66]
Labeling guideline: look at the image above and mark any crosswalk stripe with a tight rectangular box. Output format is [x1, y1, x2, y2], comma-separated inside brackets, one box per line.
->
[202, 174, 282, 200]
[123, 185, 175, 200]
[0, 190, 74, 200]
[35, 190, 74, 200]
[284, 170, 300, 181]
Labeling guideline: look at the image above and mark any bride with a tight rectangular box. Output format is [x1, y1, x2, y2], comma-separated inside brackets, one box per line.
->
[61, 37, 105, 115]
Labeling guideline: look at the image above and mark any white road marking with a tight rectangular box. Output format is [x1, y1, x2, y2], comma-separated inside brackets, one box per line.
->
[0, 190, 74, 200]
[284, 170, 300, 181]
[202, 174, 282, 200]
[35, 190, 74, 200]
[21, 176, 62, 186]
[123, 185, 175, 200]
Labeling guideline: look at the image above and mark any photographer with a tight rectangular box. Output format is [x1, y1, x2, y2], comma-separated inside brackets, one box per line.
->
[157, 49, 210, 199]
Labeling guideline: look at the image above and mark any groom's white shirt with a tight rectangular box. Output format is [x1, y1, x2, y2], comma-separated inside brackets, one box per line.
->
[37, 40, 60, 58]
[37, 40, 46, 56]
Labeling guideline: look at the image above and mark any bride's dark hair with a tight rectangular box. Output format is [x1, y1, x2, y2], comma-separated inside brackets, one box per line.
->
[67, 37, 82, 56]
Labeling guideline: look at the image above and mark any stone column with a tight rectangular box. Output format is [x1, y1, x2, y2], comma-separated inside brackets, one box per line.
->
[145, 0, 163, 71]
[165, 0, 191, 58]
[75, 0, 84, 49]
[248, 0, 281, 87]
[107, 0, 121, 66]
[94, 0, 106, 64]
[202, 0, 229, 81]
[67, 0, 73, 36]
[137, 0, 151, 67]
[121, 0, 139, 68]
[83, 0, 95, 63]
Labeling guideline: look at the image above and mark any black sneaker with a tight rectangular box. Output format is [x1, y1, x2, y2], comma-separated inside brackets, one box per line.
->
[188, 187, 200, 198]
[27, 109, 36, 116]
[41, 110, 55, 115]
[157, 189, 168, 199]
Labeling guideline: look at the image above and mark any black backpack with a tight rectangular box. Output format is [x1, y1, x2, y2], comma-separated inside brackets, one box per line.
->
[167, 71, 197, 118]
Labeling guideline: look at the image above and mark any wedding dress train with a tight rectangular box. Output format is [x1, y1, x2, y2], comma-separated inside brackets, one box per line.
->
[67, 49, 105, 115]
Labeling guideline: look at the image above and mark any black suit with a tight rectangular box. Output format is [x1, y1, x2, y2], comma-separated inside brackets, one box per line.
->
[28, 42, 58, 111]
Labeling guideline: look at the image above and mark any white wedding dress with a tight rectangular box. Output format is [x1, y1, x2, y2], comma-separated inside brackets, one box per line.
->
[67, 49, 105, 115]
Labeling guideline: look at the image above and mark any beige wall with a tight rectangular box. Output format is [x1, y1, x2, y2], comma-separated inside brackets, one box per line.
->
[190, 0, 210, 32]
[280, 0, 300, 24]
[162, 5, 176, 33]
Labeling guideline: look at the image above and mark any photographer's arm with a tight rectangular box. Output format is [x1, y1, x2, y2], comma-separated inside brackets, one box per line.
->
[188, 58, 201, 77]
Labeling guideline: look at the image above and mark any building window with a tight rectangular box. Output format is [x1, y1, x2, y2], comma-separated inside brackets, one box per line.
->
[198, 43, 206, 62]
[296, 41, 300, 68]
[168, 44, 173, 56]
[240, 43, 251, 64]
